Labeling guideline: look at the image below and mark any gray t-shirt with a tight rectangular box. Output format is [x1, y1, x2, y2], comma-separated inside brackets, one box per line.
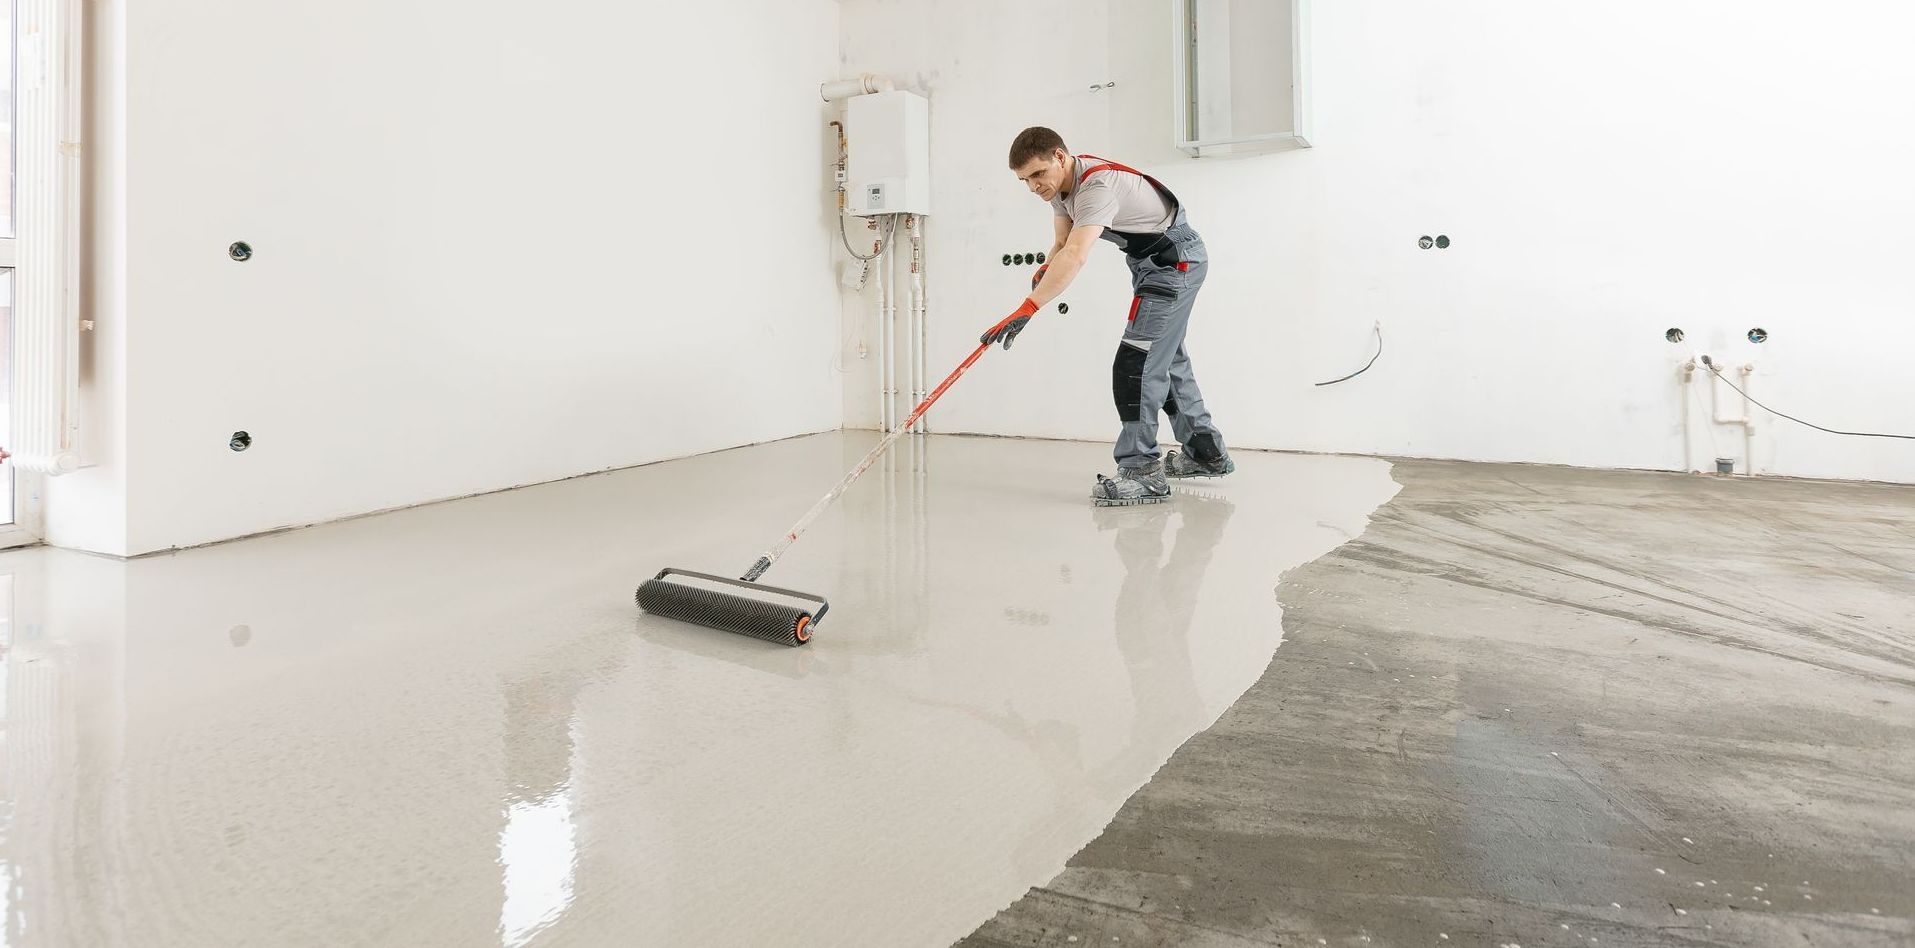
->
[1050, 155, 1175, 233]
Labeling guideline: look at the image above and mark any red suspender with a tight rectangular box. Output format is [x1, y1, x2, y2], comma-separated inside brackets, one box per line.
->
[1077, 154, 1168, 192]
[1074, 154, 1180, 218]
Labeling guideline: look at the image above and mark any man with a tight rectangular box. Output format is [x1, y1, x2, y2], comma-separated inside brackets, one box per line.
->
[981, 126, 1233, 507]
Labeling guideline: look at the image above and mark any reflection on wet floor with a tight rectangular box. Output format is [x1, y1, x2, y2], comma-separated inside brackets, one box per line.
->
[0, 433, 1396, 946]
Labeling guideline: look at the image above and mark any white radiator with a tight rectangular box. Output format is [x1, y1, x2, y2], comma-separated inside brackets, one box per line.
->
[9, 0, 84, 475]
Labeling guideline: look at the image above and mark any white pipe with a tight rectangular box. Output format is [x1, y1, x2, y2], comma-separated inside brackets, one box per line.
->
[1739, 364, 1757, 475]
[872, 236, 887, 432]
[900, 220, 911, 431]
[1706, 357, 1757, 474]
[820, 74, 896, 102]
[893, 217, 902, 432]
[1680, 359, 1698, 474]
[924, 303, 930, 426]
[883, 219, 899, 432]
[901, 220, 914, 437]
[889, 236, 899, 432]
[908, 216, 925, 434]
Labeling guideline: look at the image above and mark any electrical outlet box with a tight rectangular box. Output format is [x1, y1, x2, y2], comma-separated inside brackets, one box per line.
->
[846, 91, 931, 217]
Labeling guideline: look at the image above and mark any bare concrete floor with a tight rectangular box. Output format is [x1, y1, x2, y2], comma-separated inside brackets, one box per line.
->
[960, 460, 1915, 947]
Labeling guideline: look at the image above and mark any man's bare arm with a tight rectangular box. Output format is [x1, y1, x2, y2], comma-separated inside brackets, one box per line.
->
[1030, 223, 1104, 307]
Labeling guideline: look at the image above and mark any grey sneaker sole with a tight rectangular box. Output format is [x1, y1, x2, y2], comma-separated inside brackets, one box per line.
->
[1167, 458, 1236, 479]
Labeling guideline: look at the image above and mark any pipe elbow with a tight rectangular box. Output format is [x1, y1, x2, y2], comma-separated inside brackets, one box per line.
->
[820, 74, 897, 102]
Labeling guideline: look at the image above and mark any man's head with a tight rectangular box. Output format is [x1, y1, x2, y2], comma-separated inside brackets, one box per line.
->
[1009, 126, 1072, 202]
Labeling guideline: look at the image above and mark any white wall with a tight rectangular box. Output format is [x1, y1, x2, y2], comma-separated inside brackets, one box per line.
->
[838, 0, 1915, 484]
[55, 0, 847, 556]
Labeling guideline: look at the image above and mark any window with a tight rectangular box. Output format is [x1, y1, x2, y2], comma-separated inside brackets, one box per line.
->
[1172, 0, 1312, 156]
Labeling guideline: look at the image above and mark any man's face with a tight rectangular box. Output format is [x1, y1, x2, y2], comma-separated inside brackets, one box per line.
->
[1014, 149, 1070, 202]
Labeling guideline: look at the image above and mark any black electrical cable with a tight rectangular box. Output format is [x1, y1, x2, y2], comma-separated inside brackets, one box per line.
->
[1316, 324, 1382, 387]
[1702, 357, 1915, 441]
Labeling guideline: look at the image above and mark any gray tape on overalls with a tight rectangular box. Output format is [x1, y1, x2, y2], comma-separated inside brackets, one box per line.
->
[1076, 156, 1227, 472]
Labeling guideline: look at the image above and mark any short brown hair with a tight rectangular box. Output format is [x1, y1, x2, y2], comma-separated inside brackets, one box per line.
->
[1008, 127, 1068, 169]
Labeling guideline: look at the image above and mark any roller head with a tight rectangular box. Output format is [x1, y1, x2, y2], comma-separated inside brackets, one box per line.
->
[636, 574, 815, 647]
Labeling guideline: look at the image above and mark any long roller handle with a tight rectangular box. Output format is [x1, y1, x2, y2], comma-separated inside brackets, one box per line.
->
[741, 342, 992, 582]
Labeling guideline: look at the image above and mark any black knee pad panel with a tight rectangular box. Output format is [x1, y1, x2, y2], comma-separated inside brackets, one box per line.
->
[1112, 343, 1147, 423]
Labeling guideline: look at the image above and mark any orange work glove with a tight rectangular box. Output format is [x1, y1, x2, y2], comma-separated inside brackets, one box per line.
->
[980, 298, 1041, 350]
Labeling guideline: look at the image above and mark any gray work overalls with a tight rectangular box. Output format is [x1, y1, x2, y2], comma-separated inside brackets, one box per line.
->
[1075, 155, 1227, 472]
